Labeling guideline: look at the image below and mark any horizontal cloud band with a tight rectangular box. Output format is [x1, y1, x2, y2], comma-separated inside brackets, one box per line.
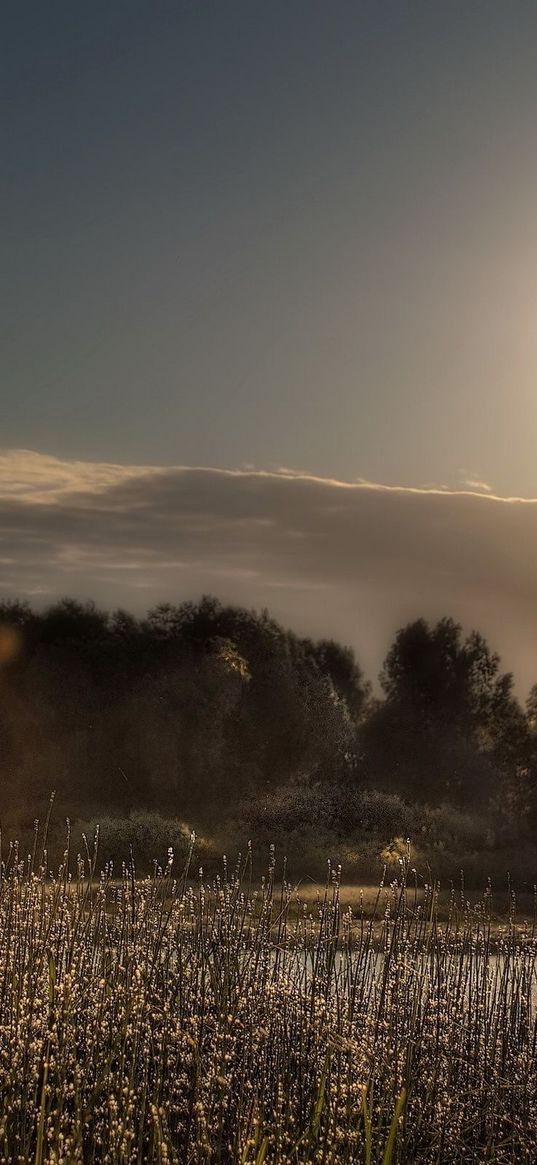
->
[1, 450, 536, 694]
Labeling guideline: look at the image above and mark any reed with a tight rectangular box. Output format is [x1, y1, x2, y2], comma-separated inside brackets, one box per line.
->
[0, 827, 535, 1163]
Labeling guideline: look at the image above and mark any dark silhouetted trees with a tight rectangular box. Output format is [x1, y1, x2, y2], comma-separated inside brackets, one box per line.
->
[363, 616, 530, 806]
[0, 597, 358, 822]
[0, 599, 534, 833]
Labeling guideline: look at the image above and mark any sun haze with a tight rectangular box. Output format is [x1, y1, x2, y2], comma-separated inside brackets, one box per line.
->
[3, 2, 537, 497]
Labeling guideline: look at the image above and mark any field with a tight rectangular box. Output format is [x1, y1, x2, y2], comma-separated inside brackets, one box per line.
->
[0, 832, 535, 1164]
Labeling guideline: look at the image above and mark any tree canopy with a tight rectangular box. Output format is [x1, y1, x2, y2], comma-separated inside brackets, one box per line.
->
[0, 599, 535, 830]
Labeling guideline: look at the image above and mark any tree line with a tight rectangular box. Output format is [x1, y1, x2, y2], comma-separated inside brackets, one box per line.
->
[0, 596, 535, 833]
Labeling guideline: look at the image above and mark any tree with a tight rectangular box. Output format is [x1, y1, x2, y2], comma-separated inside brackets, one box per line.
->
[366, 617, 527, 805]
[301, 638, 370, 724]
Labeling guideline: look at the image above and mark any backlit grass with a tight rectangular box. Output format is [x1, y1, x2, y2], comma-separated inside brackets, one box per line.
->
[0, 826, 535, 1163]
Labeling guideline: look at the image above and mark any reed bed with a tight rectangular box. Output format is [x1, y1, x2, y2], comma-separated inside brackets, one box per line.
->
[0, 828, 535, 1164]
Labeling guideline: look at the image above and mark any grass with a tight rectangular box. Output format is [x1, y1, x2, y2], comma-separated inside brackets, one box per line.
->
[292, 881, 537, 931]
[0, 828, 535, 1163]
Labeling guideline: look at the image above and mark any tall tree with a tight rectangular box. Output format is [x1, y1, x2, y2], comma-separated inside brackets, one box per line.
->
[365, 617, 527, 805]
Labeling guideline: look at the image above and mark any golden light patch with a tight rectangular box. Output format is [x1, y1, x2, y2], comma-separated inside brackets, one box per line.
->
[214, 637, 251, 681]
[0, 624, 21, 665]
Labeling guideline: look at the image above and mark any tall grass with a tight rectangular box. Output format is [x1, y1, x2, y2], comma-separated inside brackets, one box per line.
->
[0, 825, 535, 1163]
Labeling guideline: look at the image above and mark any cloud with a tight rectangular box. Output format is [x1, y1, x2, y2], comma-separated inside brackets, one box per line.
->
[1, 450, 537, 694]
[462, 479, 494, 494]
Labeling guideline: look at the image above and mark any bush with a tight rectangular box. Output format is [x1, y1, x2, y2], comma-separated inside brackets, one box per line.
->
[72, 811, 217, 875]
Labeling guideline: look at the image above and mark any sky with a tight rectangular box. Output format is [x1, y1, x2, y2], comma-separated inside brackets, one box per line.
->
[2, 450, 537, 696]
[3, 2, 537, 690]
